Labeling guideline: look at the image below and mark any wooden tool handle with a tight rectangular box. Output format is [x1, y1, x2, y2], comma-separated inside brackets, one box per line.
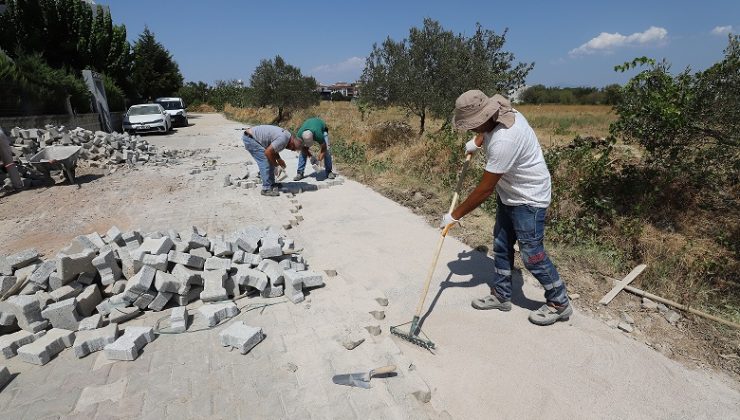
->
[370, 365, 397, 377]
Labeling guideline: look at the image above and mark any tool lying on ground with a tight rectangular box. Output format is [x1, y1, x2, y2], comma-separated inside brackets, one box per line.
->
[600, 264, 740, 329]
[274, 165, 287, 182]
[332, 365, 397, 388]
[391, 150, 475, 350]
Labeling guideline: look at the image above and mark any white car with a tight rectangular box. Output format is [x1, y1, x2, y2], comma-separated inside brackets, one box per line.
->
[155, 97, 188, 127]
[123, 104, 172, 134]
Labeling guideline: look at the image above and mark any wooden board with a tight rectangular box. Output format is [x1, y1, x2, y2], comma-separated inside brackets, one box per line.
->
[598, 264, 647, 305]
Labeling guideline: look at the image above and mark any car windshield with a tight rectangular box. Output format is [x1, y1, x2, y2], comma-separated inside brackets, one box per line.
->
[157, 101, 182, 110]
[128, 105, 161, 116]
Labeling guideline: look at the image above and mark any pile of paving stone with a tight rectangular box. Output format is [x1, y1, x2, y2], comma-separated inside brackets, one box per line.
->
[0, 225, 323, 368]
[6, 125, 168, 167]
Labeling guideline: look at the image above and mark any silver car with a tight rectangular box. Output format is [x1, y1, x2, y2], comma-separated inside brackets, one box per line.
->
[123, 104, 172, 134]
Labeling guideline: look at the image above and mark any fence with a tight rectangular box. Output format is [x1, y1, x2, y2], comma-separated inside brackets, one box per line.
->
[0, 112, 124, 133]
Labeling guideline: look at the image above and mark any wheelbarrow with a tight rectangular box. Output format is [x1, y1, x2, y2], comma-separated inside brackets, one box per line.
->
[28, 145, 82, 185]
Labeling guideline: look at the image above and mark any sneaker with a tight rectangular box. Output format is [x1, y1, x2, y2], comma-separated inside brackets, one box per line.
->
[260, 189, 279, 197]
[471, 294, 512, 311]
[294, 173, 305, 181]
[528, 303, 572, 326]
[327, 172, 336, 179]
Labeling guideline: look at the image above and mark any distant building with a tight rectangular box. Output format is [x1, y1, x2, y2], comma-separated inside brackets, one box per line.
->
[317, 82, 359, 100]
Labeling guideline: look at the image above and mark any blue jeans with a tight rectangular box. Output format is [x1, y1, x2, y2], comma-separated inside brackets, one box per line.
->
[242, 135, 274, 191]
[297, 133, 333, 174]
[491, 196, 569, 306]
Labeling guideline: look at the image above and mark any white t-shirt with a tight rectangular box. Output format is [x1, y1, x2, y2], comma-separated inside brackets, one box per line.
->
[482, 111, 551, 207]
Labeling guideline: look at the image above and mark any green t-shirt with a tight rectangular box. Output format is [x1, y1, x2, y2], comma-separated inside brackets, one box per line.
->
[295, 117, 327, 144]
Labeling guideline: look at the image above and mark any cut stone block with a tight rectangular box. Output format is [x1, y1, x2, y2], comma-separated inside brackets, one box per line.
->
[258, 236, 282, 258]
[41, 297, 83, 330]
[233, 266, 267, 291]
[77, 272, 96, 285]
[29, 260, 56, 286]
[73, 323, 119, 358]
[282, 271, 304, 304]
[210, 237, 233, 258]
[49, 283, 84, 302]
[141, 253, 168, 271]
[224, 276, 239, 298]
[85, 232, 106, 249]
[122, 265, 156, 303]
[104, 326, 155, 361]
[138, 237, 174, 255]
[173, 240, 190, 253]
[0, 276, 16, 296]
[108, 307, 141, 324]
[133, 291, 156, 309]
[201, 269, 228, 302]
[0, 330, 42, 359]
[257, 259, 284, 285]
[103, 280, 127, 296]
[286, 269, 324, 288]
[198, 302, 238, 327]
[219, 321, 264, 354]
[14, 262, 40, 283]
[57, 249, 96, 282]
[77, 285, 102, 317]
[167, 250, 205, 269]
[189, 247, 212, 260]
[235, 237, 258, 254]
[78, 314, 103, 331]
[105, 226, 124, 245]
[188, 232, 210, 250]
[261, 284, 284, 298]
[92, 249, 122, 286]
[6, 295, 48, 333]
[170, 307, 187, 333]
[17, 328, 75, 365]
[170, 264, 199, 292]
[7, 248, 40, 270]
[117, 247, 137, 280]
[148, 291, 172, 311]
[204, 257, 232, 271]
[122, 231, 142, 248]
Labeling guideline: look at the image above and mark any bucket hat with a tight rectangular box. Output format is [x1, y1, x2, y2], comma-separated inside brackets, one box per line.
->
[452, 90, 515, 130]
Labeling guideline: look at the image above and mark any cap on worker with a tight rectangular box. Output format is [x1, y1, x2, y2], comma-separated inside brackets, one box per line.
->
[300, 130, 314, 147]
[452, 90, 515, 130]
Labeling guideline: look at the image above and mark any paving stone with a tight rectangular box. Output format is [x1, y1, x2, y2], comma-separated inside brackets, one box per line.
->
[188, 232, 210, 250]
[133, 290, 156, 309]
[141, 253, 169, 271]
[204, 256, 232, 271]
[0, 330, 42, 359]
[85, 232, 106, 249]
[49, 283, 84, 302]
[285, 269, 324, 288]
[17, 328, 75, 365]
[0, 276, 15, 296]
[105, 226, 124, 245]
[170, 264, 199, 293]
[122, 231, 142, 248]
[14, 262, 40, 283]
[122, 265, 156, 303]
[257, 259, 284, 285]
[219, 321, 264, 354]
[6, 248, 40, 270]
[108, 307, 141, 324]
[261, 283, 284, 298]
[138, 237, 174, 255]
[5, 295, 48, 332]
[201, 269, 228, 302]
[56, 249, 96, 282]
[167, 250, 205, 269]
[224, 275, 239, 298]
[41, 297, 83, 330]
[0, 309, 16, 326]
[117, 247, 137, 280]
[148, 291, 173, 311]
[77, 284, 102, 317]
[169, 306, 188, 333]
[92, 249, 122, 285]
[198, 302, 238, 327]
[104, 280, 127, 296]
[28, 260, 56, 286]
[235, 237, 259, 254]
[259, 236, 283, 258]
[73, 323, 119, 358]
[189, 246, 212, 260]
[104, 326, 155, 361]
[173, 240, 190, 253]
[242, 253, 262, 267]
[210, 237, 233, 257]
[76, 271, 97, 285]
[154, 270, 179, 293]
[78, 314, 104, 331]
[233, 265, 268, 291]
[283, 270, 304, 304]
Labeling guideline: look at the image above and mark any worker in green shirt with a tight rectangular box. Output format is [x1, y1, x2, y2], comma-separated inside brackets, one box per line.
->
[293, 117, 335, 180]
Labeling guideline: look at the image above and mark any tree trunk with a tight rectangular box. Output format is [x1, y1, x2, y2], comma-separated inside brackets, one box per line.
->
[418, 110, 426, 135]
[272, 107, 284, 124]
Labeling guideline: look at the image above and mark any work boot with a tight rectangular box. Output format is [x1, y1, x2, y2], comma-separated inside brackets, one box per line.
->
[260, 189, 279, 197]
[528, 302, 572, 326]
[471, 294, 511, 311]
[326, 172, 336, 180]
[294, 172, 305, 181]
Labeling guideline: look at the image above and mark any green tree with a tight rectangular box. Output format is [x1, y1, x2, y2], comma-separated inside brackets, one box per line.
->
[360, 19, 532, 134]
[177, 81, 211, 107]
[130, 27, 183, 100]
[250, 55, 318, 123]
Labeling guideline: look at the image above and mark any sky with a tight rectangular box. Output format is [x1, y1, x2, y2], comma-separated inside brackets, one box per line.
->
[104, 0, 738, 88]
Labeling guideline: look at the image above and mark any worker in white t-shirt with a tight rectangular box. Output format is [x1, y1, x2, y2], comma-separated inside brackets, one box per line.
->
[440, 90, 571, 326]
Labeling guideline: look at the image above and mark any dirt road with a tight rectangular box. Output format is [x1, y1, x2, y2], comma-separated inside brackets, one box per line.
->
[1, 113, 738, 419]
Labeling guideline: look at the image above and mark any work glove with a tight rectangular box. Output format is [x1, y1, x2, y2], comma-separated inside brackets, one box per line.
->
[439, 213, 459, 229]
[465, 137, 482, 155]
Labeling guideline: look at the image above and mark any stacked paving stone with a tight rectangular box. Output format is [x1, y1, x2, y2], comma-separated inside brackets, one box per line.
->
[0, 224, 323, 365]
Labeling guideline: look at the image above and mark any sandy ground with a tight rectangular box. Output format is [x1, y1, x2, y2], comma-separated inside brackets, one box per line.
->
[1, 113, 739, 419]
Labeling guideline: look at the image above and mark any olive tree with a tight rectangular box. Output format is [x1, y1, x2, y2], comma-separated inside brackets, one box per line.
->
[250, 55, 318, 123]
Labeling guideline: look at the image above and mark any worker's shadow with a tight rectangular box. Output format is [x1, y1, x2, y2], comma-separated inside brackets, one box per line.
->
[418, 249, 542, 328]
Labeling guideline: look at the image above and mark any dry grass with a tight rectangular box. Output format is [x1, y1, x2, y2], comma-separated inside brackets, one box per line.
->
[188, 103, 217, 113]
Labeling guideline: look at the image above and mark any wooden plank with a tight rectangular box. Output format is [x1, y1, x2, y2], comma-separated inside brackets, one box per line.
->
[598, 264, 647, 305]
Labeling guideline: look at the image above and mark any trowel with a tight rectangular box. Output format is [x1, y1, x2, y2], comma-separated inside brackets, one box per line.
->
[332, 365, 397, 389]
